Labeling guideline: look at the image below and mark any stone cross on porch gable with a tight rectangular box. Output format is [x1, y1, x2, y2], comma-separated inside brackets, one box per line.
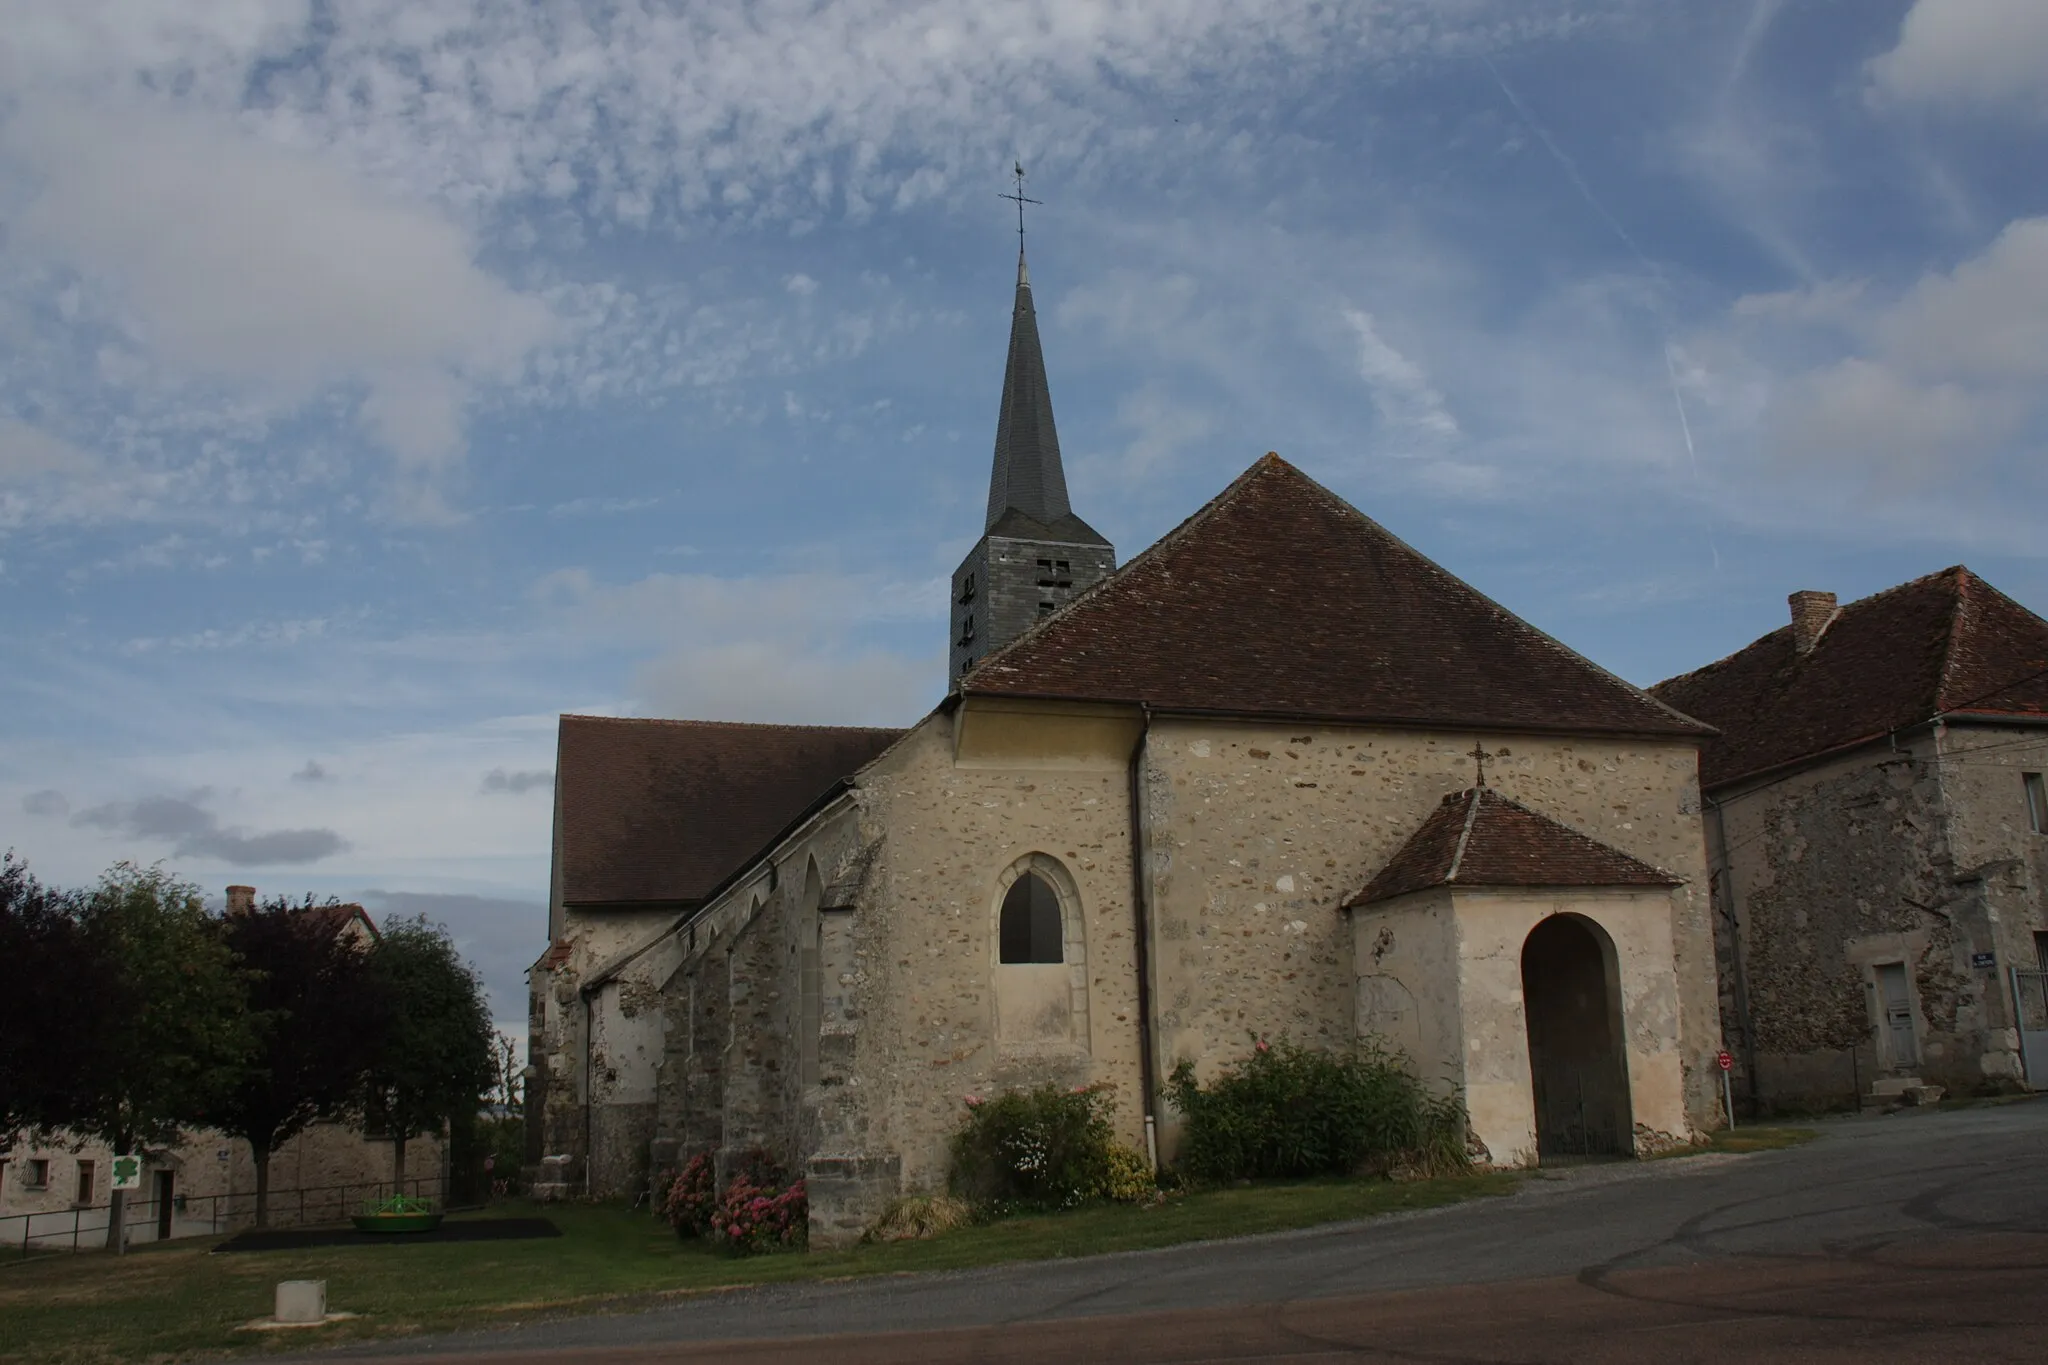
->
[1469, 741, 1495, 788]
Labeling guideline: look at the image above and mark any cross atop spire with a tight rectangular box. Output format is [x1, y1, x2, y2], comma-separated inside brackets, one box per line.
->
[998, 161, 1040, 285]
[981, 167, 1103, 543]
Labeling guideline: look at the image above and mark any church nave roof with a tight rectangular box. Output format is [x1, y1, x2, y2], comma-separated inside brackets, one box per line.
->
[961, 453, 1711, 739]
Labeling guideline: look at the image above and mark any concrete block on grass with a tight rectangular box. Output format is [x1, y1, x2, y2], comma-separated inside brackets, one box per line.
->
[275, 1281, 326, 1325]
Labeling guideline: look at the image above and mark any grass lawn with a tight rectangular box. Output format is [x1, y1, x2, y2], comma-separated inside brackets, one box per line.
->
[0, 1173, 1516, 1363]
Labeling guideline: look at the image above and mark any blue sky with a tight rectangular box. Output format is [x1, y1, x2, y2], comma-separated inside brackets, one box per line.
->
[3, 0, 2045, 1025]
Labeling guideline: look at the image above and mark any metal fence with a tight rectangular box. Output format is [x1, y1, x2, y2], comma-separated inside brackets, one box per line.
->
[0, 1174, 447, 1257]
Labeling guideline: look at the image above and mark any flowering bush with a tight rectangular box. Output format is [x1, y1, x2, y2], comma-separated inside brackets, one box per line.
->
[712, 1172, 809, 1254]
[660, 1150, 718, 1239]
[662, 1147, 808, 1253]
[1166, 1036, 1469, 1184]
[949, 1083, 1154, 1213]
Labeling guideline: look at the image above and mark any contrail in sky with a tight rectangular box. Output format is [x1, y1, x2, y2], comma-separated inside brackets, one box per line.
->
[1478, 51, 1722, 572]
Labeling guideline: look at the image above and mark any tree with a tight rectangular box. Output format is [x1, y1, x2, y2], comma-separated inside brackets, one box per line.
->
[73, 864, 255, 1251]
[204, 897, 382, 1226]
[360, 916, 494, 1190]
[0, 855, 100, 1143]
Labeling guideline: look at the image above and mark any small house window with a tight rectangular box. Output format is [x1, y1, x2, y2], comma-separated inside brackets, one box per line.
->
[999, 873, 1064, 964]
[25, 1158, 49, 1190]
[2026, 772, 2046, 834]
[75, 1160, 95, 1205]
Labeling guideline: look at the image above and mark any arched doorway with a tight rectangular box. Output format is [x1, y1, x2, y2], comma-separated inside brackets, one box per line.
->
[1520, 914, 1632, 1158]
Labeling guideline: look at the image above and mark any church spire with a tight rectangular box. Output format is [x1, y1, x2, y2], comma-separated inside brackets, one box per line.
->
[947, 168, 1116, 688]
[984, 244, 1075, 531]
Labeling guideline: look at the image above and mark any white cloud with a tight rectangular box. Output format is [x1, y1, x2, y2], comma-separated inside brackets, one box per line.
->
[1767, 358, 2024, 477]
[1342, 308, 1459, 443]
[0, 99, 554, 512]
[535, 565, 938, 724]
[1870, 0, 2048, 116]
[0, 419, 95, 481]
[632, 641, 931, 727]
[1721, 217, 2048, 482]
[1, 2, 1576, 234]
[1873, 217, 2048, 381]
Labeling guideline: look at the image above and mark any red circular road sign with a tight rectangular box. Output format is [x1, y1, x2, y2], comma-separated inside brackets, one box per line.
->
[1716, 1050, 1734, 1071]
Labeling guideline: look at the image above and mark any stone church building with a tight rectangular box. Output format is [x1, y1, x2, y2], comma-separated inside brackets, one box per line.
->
[528, 246, 1729, 1243]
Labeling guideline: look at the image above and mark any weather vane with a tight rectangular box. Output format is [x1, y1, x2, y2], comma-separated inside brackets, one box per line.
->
[998, 161, 1041, 253]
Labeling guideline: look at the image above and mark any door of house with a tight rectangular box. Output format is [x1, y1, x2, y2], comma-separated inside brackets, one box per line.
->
[2013, 968, 2048, 1090]
[153, 1171, 174, 1241]
[1876, 963, 1917, 1069]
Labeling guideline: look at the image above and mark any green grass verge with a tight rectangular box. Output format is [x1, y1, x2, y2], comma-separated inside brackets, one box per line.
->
[0, 1173, 1516, 1363]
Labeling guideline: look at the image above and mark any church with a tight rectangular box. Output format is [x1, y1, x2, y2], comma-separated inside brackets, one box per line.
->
[527, 240, 1728, 1245]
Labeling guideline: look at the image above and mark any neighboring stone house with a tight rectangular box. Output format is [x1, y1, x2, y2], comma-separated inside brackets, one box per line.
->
[1651, 571, 2048, 1112]
[529, 244, 1729, 1243]
[0, 888, 443, 1245]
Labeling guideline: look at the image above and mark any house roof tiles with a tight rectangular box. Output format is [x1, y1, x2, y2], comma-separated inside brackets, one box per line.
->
[1348, 787, 1682, 906]
[1649, 566, 2048, 789]
[554, 715, 904, 908]
[963, 454, 1710, 738]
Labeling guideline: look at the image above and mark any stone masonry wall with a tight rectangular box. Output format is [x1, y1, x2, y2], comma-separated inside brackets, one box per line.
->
[529, 905, 676, 1190]
[1139, 717, 1722, 1151]
[853, 717, 1149, 1192]
[1710, 725, 2047, 1110]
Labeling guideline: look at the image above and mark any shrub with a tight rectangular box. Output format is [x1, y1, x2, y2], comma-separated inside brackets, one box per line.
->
[1166, 1036, 1469, 1184]
[660, 1150, 718, 1239]
[949, 1083, 1154, 1213]
[864, 1193, 975, 1243]
[712, 1173, 808, 1254]
[705, 1147, 807, 1254]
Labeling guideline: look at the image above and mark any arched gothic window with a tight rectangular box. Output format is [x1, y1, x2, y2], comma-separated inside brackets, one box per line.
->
[998, 872, 1064, 964]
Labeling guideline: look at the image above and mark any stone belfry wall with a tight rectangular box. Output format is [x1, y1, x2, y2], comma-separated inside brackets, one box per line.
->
[949, 249, 1113, 685]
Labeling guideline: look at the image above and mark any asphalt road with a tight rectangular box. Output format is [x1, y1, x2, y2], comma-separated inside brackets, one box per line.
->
[332, 1101, 2048, 1362]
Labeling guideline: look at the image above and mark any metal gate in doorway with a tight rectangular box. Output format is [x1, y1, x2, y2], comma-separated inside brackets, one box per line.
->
[1531, 1067, 1626, 1158]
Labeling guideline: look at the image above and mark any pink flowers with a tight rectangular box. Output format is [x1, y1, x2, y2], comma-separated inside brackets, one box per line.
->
[964, 1095, 985, 1108]
[711, 1175, 808, 1254]
[1255, 1039, 1271, 1053]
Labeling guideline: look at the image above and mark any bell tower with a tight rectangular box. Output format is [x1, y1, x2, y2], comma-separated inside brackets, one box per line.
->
[949, 172, 1114, 685]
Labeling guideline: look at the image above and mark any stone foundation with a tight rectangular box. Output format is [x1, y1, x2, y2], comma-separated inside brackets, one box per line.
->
[806, 1153, 902, 1249]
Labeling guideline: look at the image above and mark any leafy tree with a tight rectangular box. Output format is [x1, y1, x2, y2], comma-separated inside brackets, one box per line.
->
[360, 916, 494, 1190]
[73, 864, 256, 1251]
[0, 855, 100, 1143]
[203, 896, 382, 1226]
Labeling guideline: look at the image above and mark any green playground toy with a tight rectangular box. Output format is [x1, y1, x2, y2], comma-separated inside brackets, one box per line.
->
[350, 1192, 444, 1234]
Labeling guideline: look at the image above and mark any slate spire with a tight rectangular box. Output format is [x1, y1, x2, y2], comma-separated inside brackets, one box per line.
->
[947, 216, 1116, 688]
[984, 243, 1077, 532]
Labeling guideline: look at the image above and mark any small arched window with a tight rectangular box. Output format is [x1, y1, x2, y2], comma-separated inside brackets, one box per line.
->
[998, 873, 1063, 964]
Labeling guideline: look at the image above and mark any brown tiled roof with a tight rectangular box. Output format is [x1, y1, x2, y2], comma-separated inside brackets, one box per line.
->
[1348, 788, 1682, 906]
[556, 716, 904, 908]
[1650, 567, 2048, 789]
[304, 902, 378, 944]
[963, 455, 1708, 738]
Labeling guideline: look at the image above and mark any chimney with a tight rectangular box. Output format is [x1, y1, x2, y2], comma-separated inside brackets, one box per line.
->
[225, 885, 256, 917]
[1788, 590, 1837, 654]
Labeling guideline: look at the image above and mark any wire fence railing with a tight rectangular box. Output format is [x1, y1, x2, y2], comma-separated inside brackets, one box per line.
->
[1, 1174, 448, 1257]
